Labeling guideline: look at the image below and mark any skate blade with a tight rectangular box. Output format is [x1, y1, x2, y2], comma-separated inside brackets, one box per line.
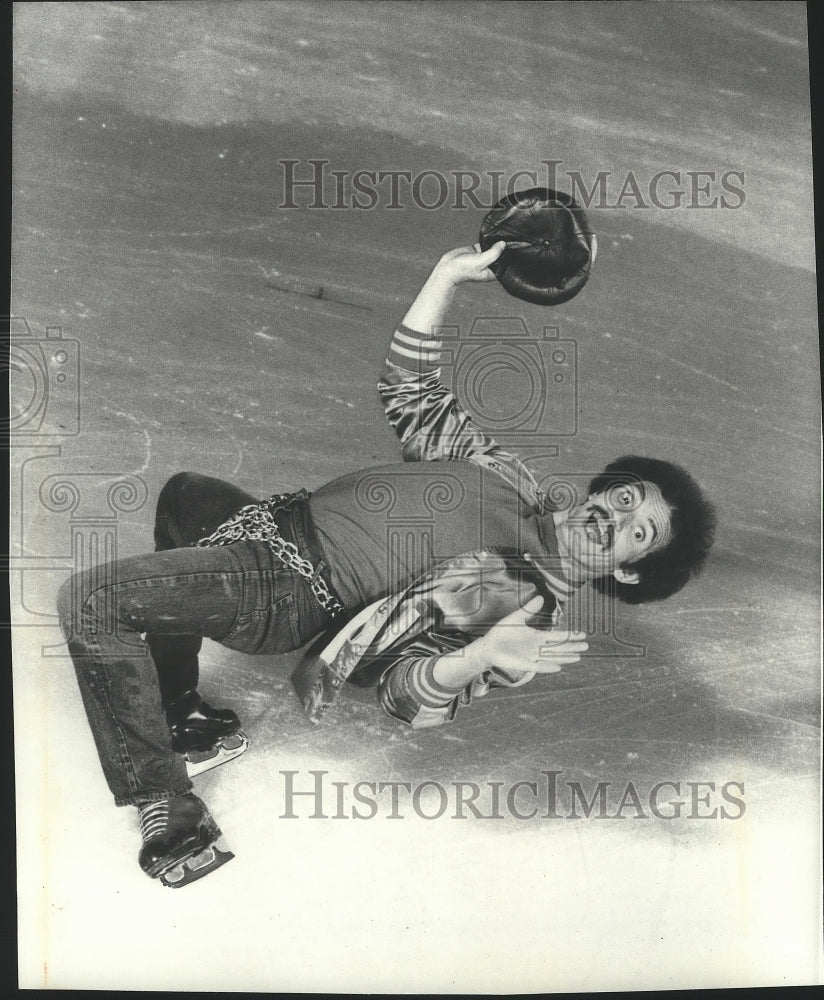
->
[160, 844, 235, 888]
[185, 731, 249, 778]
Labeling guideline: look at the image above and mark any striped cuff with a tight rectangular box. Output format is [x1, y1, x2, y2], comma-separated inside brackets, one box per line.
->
[387, 323, 443, 373]
[404, 656, 465, 708]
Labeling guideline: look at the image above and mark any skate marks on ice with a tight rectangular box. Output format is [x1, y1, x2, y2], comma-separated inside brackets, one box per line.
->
[14, 1, 814, 269]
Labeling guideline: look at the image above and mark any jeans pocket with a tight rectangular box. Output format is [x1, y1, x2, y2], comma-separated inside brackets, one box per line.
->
[220, 592, 300, 655]
[262, 592, 301, 653]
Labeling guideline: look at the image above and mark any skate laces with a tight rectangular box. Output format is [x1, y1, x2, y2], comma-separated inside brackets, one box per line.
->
[138, 799, 170, 842]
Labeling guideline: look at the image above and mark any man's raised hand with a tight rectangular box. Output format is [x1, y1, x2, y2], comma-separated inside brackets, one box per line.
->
[400, 242, 508, 334]
[434, 241, 507, 285]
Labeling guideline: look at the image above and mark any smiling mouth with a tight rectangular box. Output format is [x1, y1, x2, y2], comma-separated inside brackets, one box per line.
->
[584, 508, 613, 550]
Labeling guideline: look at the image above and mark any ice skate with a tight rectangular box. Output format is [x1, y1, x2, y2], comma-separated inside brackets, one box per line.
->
[138, 792, 234, 888]
[182, 730, 249, 778]
[166, 689, 249, 777]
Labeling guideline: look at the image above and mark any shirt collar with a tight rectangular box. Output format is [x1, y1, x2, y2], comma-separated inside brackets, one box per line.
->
[529, 511, 579, 601]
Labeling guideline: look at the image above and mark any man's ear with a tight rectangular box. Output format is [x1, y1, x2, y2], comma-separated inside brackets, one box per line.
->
[613, 566, 640, 585]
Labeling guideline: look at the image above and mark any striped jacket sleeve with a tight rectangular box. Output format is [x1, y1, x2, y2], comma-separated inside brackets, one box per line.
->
[377, 652, 537, 729]
[378, 323, 510, 463]
[374, 628, 536, 730]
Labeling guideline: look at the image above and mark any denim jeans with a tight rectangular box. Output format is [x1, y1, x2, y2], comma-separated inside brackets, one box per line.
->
[57, 472, 335, 806]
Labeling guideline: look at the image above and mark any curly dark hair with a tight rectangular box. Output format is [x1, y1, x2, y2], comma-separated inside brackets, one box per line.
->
[588, 456, 716, 604]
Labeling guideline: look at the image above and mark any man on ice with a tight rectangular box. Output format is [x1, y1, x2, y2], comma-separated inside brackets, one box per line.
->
[58, 220, 716, 887]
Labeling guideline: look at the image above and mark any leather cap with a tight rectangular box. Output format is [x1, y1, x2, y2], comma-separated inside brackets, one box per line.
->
[479, 188, 596, 306]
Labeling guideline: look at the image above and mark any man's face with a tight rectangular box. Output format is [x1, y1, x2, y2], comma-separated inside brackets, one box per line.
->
[558, 479, 674, 583]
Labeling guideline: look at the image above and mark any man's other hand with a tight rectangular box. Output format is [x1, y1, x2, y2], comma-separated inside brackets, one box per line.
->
[464, 595, 589, 674]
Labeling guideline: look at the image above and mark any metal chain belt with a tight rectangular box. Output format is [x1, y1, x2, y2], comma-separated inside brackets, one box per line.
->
[197, 492, 344, 618]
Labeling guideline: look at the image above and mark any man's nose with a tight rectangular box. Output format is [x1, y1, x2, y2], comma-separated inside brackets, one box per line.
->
[612, 509, 631, 533]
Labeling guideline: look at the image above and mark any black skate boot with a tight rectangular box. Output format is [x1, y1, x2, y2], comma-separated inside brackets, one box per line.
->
[166, 689, 248, 778]
[138, 793, 234, 888]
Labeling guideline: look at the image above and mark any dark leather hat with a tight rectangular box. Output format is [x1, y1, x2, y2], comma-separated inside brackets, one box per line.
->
[479, 188, 596, 305]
